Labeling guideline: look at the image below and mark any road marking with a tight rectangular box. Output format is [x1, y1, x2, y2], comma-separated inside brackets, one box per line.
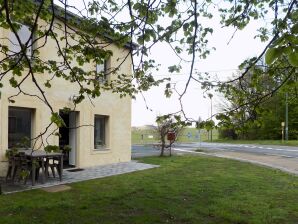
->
[269, 148, 298, 152]
[265, 153, 297, 158]
[194, 144, 298, 152]
[241, 146, 298, 152]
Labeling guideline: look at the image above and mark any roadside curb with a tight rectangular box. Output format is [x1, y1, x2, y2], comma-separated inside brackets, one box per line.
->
[173, 148, 298, 176]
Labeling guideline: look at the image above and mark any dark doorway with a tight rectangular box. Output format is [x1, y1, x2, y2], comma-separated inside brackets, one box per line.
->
[59, 111, 73, 168]
[59, 112, 69, 147]
[59, 110, 77, 168]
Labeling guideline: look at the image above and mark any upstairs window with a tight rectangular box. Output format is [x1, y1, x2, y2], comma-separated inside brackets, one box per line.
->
[9, 24, 35, 58]
[95, 59, 109, 83]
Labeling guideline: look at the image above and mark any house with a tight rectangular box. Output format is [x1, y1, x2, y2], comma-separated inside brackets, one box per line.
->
[0, 3, 135, 176]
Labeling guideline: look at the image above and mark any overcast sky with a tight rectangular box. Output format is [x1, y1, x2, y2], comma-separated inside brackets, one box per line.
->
[131, 17, 268, 127]
[58, 1, 269, 127]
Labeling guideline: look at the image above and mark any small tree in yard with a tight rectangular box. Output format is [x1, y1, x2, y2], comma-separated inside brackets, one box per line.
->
[156, 115, 190, 157]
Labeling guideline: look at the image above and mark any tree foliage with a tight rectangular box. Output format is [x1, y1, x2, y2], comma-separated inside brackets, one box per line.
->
[216, 58, 298, 140]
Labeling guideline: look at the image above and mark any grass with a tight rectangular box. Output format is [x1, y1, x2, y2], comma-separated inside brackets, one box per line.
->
[1, 155, 298, 223]
[211, 139, 298, 146]
[132, 127, 218, 144]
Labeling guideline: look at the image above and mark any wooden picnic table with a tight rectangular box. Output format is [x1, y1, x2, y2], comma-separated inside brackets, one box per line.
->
[19, 149, 63, 186]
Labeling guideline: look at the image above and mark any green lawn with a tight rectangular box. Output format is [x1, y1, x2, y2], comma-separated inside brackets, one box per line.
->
[1, 156, 298, 223]
[210, 139, 298, 146]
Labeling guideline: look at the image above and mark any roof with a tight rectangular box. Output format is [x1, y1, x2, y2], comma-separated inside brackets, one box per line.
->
[34, 0, 138, 50]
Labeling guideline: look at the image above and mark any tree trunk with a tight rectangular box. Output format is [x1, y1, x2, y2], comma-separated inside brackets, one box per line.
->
[160, 134, 166, 157]
[160, 144, 165, 157]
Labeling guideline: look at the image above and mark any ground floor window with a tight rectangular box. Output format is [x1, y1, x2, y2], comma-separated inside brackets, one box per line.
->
[8, 107, 32, 148]
[94, 115, 108, 149]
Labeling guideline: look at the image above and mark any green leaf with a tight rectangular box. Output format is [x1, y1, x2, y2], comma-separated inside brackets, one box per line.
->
[265, 48, 281, 65]
[9, 77, 18, 88]
[288, 52, 298, 67]
[51, 112, 66, 127]
[291, 24, 298, 34]
[44, 81, 51, 88]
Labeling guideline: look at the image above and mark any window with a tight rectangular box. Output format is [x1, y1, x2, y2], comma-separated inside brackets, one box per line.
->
[8, 107, 32, 148]
[9, 24, 35, 58]
[95, 59, 109, 83]
[94, 115, 108, 149]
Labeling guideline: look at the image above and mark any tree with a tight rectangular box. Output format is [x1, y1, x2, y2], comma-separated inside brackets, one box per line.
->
[216, 57, 298, 140]
[155, 115, 189, 156]
[0, 0, 297, 145]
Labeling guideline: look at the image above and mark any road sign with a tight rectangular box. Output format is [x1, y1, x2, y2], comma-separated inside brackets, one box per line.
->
[167, 132, 176, 141]
[187, 132, 192, 138]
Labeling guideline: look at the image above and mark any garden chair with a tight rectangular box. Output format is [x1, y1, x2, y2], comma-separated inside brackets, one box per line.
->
[45, 153, 63, 180]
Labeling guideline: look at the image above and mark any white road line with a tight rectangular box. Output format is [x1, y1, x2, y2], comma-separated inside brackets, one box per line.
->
[269, 148, 298, 152]
[238, 146, 298, 152]
[197, 144, 298, 152]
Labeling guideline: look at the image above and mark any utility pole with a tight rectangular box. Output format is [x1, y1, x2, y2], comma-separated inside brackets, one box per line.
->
[285, 93, 289, 141]
[281, 122, 285, 142]
[211, 96, 213, 142]
[208, 93, 213, 142]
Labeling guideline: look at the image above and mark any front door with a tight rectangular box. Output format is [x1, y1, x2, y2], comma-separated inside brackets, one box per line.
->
[68, 112, 77, 166]
[59, 111, 78, 167]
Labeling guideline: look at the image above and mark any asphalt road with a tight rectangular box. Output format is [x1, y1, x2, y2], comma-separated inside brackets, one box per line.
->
[175, 142, 298, 158]
[131, 145, 161, 158]
[132, 142, 298, 158]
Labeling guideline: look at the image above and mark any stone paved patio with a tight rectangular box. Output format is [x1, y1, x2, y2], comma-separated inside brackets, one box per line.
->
[1, 161, 159, 194]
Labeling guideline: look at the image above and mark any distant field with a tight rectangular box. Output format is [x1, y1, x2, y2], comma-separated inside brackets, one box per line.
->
[132, 128, 298, 146]
[132, 127, 218, 144]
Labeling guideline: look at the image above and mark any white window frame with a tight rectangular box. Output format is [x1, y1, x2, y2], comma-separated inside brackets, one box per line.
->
[94, 115, 109, 150]
[95, 59, 109, 83]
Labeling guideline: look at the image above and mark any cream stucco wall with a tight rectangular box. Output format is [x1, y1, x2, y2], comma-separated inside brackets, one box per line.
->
[0, 19, 132, 176]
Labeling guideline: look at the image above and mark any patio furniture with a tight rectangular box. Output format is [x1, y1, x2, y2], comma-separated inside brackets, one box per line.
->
[5, 151, 18, 183]
[45, 155, 63, 179]
[19, 149, 63, 186]
[5, 151, 33, 184]
[16, 152, 34, 185]
[5, 152, 14, 182]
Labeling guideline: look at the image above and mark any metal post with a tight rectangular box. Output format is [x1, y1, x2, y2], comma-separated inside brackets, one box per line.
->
[198, 129, 201, 149]
[285, 93, 289, 141]
[281, 122, 285, 142]
[208, 94, 213, 142]
[210, 95, 213, 142]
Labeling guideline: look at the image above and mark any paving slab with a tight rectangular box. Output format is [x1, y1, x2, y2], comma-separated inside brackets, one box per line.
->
[1, 161, 159, 194]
